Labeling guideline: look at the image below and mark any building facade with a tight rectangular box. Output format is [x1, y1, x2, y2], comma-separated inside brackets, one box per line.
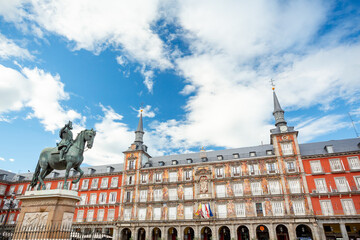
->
[0, 91, 360, 240]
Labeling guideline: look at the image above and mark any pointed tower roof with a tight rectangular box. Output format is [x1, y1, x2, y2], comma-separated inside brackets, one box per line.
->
[272, 89, 287, 127]
[136, 111, 144, 133]
[273, 91, 284, 113]
[134, 111, 144, 143]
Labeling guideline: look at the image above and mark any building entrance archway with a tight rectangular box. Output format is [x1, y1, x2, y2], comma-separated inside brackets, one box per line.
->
[121, 228, 132, 240]
[184, 227, 194, 240]
[237, 226, 249, 240]
[168, 227, 178, 240]
[296, 225, 313, 240]
[138, 228, 146, 240]
[153, 227, 162, 240]
[201, 227, 212, 240]
[219, 226, 230, 240]
[276, 225, 289, 240]
[256, 225, 269, 240]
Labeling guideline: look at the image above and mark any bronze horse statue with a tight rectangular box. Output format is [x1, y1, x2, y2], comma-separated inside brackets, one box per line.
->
[30, 129, 96, 190]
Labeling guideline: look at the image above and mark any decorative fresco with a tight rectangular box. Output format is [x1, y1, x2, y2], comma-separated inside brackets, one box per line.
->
[245, 199, 254, 217]
[225, 163, 230, 177]
[177, 185, 184, 200]
[148, 186, 153, 201]
[146, 205, 152, 220]
[243, 179, 251, 195]
[161, 204, 168, 220]
[177, 203, 184, 219]
[163, 169, 168, 182]
[261, 178, 268, 195]
[264, 199, 271, 216]
[163, 186, 168, 201]
[148, 170, 153, 182]
[178, 168, 183, 181]
[226, 181, 233, 197]
[227, 200, 235, 217]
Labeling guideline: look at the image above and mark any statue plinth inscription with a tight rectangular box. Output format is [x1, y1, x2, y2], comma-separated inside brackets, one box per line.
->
[14, 189, 80, 239]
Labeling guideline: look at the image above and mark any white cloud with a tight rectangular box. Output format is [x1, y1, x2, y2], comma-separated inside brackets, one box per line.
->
[134, 105, 156, 118]
[140, 65, 155, 92]
[0, 64, 81, 132]
[9, 158, 14, 162]
[0, 33, 33, 59]
[0, 157, 4, 161]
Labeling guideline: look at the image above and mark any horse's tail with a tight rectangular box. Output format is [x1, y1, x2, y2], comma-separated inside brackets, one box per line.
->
[30, 161, 41, 188]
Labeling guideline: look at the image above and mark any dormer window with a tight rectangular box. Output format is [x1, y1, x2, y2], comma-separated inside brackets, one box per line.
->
[249, 152, 256, 157]
[233, 153, 239, 159]
[187, 158, 193, 164]
[16, 175, 25, 181]
[217, 155, 223, 160]
[159, 161, 165, 166]
[107, 166, 114, 173]
[172, 160, 178, 165]
[325, 145, 334, 153]
[87, 168, 95, 175]
[52, 172, 59, 178]
[145, 162, 152, 167]
[266, 150, 273, 155]
[202, 157, 208, 162]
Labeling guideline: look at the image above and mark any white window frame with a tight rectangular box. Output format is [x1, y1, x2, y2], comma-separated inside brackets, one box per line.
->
[127, 175, 134, 185]
[216, 168, 224, 178]
[268, 180, 281, 195]
[124, 209, 131, 221]
[248, 164, 259, 175]
[155, 173, 162, 183]
[293, 200, 305, 215]
[315, 178, 328, 193]
[272, 201, 284, 216]
[233, 183, 243, 197]
[109, 192, 117, 204]
[329, 159, 343, 172]
[81, 179, 89, 190]
[184, 187, 193, 200]
[138, 208, 146, 221]
[168, 207, 177, 220]
[140, 190, 148, 202]
[100, 178, 109, 189]
[235, 203, 246, 217]
[99, 192, 107, 204]
[184, 206, 193, 219]
[267, 162, 278, 174]
[281, 142, 293, 155]
[76, 210, 84, 222]
[154, 189, 162, 201]
[184, 170, 192, 181]
[288, 179, 301, 194]
[91, 178, 99, 189]
[287, 161, 296, 173]
[71, 182, 79, 190]
[341, 199, 356, 215]
[232, 166, 241, 176]
[354, 176, 360, 190]
[348, 157, 360, 170]
[217, 204, 227, 218]
[16, 185, 24, 194]
[254, 202, 265, 217]
[320, 200, 334, 216]
[107, 209, 115, 221]
[169, 172, 178, 182]
[153, 208, 161, 220]
[251, 181, 262, 196]
[335, 177, 349, 192]
[80, 194, 87, 205]
[125, 191, 133, 202]
[110, 177, 118, 188]
[87, 210, 94, 222]
[141, 174, 148, 184]
[310, 161, 323, 174]
[169, 188, 178, 201]
[216, 185, 226, 198]
[89, 193, 97, 205]
[97, 209, 105, 221]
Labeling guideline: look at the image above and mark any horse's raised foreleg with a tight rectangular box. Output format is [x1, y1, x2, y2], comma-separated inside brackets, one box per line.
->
[40, 168, 53, 190]
[38, 168, 47, 190]
[72, 166, 84, 184]
[63, 162, 73, 189]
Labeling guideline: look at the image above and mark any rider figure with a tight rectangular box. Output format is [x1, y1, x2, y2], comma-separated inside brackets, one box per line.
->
[58, 121, 74, 163]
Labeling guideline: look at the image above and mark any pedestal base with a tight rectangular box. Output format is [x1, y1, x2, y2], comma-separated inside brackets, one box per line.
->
[14, 189, 80, 239]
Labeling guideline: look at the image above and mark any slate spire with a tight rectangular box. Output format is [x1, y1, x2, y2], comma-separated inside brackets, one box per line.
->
[134, 111, 144, 143]
[272, 89, 287, 127]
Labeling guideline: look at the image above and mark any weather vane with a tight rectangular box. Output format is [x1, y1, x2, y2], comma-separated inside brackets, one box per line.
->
[270, 78, 275, 91]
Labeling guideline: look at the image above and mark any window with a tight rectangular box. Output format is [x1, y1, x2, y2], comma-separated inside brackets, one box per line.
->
[184, 187, 193, 200]
[249, 152, 256, 157]
[185, 170, 192, 180]
[355, 176, 360, 190]
[127, 176, 133, 185]
[0, 185, 5, 195]
[272, 201, 284, 216]
[187, 158, 193, 164]
[335, 177, 349, 192]
[172, 160, 178, 165]
[128, 160, 135, 170]
[159, 161, 165, 166]
[7, 213, 15, 224]
[9, 186, 15, 194]
[320, 200, 333, 216]
[325, 145, 334, 153]
[124, 209, 131, 221]
[217, 204, 227, 218]
[153, 208, 161, 220]
[107, 209, 115, 221]
[97, 209, 104, 221]
[125, 191, 132, 202]
[268, 180, 281, 194]
[315, 178, 327, 193]
[80, 194, 87, 205]
[329, 159, 343, 172]
[217, 155, 223, 160]
[139, 190, 147, 202]
[101, 178, 109, 188]
[248, 164, 259, 175]
[255, 202, 264, 216]
[341, 199, 356, 215]
[216, 185, 226, 198]
[251, 182, 262, 195]
[310, 161, 323, 174]
[138, 208, 146, 220]
[232, 166, 241, 176]
[155, 173, 162, 183]
[106, 166, 114, 173]
[281, 142, 293, 155]
[233, 153, 239, 159]
[141, 174, 148, 184]
[202, 157, 208, 162]
[57, 181, 63, 189]
[348, 157, 360, 170]
[87, 210, 94, 222]
[91, 179, 99, 189]
[233, 183, 243, 196]
[267, 162, 277, 174]
[90, 193, 97, 205]
[154, 189, 162, 201]
[216, 168, 224, 178]
[169, 188, 178, 201]
[169, 172, 177, 182]
[266, 150, 273, 155]
[110, 177, 118, 188]
[235, 203, 246, 217]
[287, 161, 296, 172]
[17, 185, 24, 194]
[109, 192, 117, 204]
[185, 206, 193, 219]
[77, 210, 84, 222]
[168, 207, 177, 220]
[288, 179, 301, 194]
[99, 193, 107, 204]
[45, 182, 52, 190]
[293, 200, 305, 215]
[71, 182, 79, 190]
[81, 179, 89, 190]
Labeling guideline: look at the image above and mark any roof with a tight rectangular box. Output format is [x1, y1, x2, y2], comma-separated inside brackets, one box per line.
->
[299, 138, 360, 156]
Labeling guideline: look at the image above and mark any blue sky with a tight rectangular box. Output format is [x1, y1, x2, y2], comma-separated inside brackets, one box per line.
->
[0, 0, 360, 173]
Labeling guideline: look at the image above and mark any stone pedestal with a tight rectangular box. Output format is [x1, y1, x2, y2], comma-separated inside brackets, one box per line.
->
[14, 189, 80, 239]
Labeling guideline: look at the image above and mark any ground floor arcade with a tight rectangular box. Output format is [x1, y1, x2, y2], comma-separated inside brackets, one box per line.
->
[317, 218, 360, 240]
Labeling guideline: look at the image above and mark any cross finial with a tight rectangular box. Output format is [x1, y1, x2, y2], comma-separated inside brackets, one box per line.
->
[270, 78, 275, 91]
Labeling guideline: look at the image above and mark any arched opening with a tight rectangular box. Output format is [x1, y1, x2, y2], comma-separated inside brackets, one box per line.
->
[184, 227, 194, 240]
[168, 227, 178, 240]
[256, 225, 269, 240]
[219, 226, 230, 240]
[237, 226, 249, 240]
[121, 228, 132, 240]
[152, 227, 162, 240]
[201, 227, 212, 240]
[296, 225, 313, 240]
[276, 225, 289, 240]
[138, 228, 146, 240]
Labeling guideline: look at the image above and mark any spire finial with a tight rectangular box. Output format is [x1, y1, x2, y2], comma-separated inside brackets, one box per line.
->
[270, 78, 275, 91]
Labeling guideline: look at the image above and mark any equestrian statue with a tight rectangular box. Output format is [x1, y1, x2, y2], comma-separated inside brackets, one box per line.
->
[30, 121, 96, 190]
